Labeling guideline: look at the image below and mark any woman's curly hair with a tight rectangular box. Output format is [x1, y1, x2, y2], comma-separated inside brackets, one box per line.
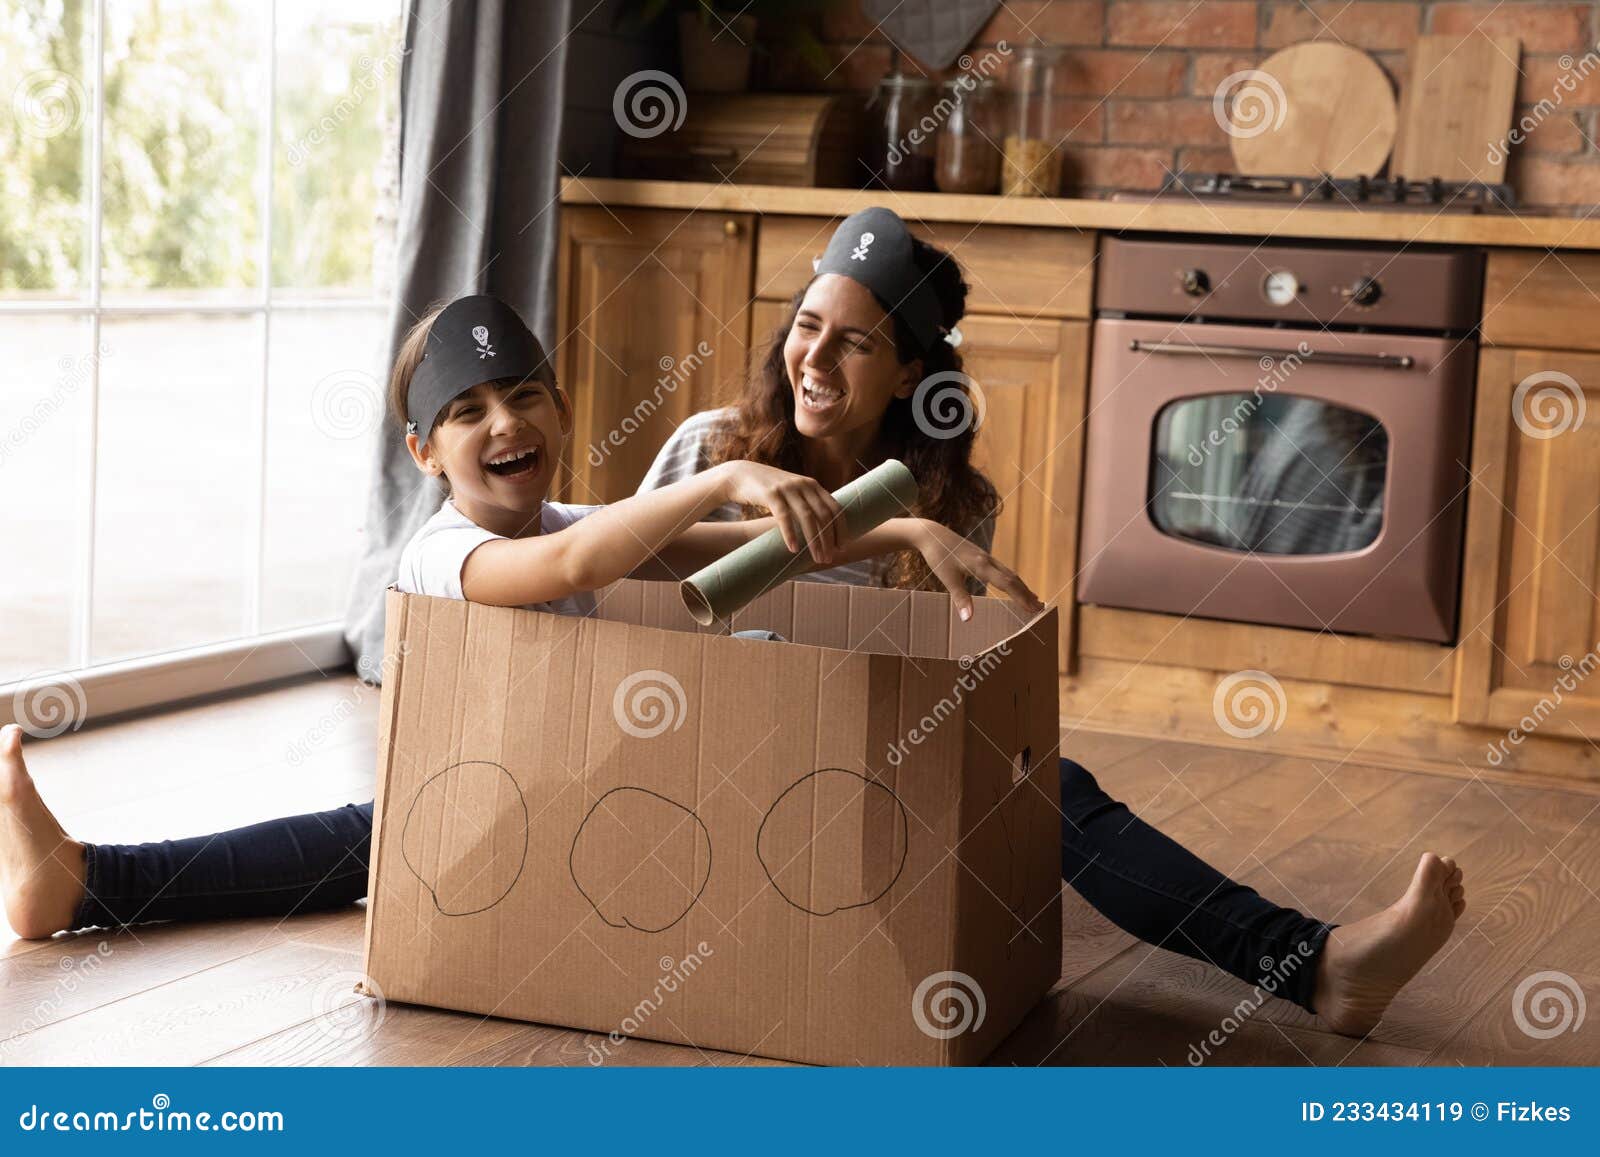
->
[707, 235, 999, 591]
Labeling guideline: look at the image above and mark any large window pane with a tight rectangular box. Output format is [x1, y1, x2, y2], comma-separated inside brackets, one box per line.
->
[272, 0, 401, 294]
[0, 315, 93, 680]
[100, 0, 265, 300]
[0, 0, 91, 298]
[260, 306, 387, 632]
[92, 313, 261, 662]
[1150, 394, 1389, 556]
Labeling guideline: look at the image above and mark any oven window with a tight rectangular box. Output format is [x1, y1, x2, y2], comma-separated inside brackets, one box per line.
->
[1149, 394, 1389, 555]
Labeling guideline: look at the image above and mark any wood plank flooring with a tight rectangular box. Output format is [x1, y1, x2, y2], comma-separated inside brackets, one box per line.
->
[3, 675, 1597, 1066]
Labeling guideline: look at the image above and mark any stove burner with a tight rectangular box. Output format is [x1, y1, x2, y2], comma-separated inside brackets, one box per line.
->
[1142, 172, 1516, 213]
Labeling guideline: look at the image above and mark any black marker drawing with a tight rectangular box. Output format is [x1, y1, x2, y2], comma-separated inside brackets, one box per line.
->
[401, 760, 529, 916]
[569, 787, 712, 933]
[757, 768, 909, 916]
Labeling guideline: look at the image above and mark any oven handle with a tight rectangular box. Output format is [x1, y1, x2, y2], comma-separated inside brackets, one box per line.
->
[1128, 339, 1415, 370]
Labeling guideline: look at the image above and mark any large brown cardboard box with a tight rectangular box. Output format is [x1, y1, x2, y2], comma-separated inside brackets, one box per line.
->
[362, 578, 1062, 1065]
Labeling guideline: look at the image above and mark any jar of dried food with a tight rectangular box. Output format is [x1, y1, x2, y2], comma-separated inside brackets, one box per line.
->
[1001, 44, 1065, 196]
[869, 72, 937, 191]
[935, 75, 1001, 194]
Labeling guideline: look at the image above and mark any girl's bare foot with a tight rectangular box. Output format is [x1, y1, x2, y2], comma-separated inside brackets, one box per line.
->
[0, 724, 87, 938]
[1311, 851, 1465, 1037]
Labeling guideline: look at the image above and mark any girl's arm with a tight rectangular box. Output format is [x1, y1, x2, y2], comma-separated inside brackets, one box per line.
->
[460, 462, 845, 606]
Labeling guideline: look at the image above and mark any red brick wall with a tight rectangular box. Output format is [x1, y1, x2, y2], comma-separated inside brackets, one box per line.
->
[758, 1, 1600, 210]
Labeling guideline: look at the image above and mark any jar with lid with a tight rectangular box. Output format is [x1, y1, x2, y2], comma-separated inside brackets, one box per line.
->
[934, 75, 1001, 194]
[1001, 44, 1065, 196]
[869, 71, 937, 191]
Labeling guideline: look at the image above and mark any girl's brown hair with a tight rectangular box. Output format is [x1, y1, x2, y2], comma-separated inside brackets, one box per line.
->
[708, 236, 999, 591]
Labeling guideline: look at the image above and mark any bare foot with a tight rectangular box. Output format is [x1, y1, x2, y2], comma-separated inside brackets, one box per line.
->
[0, 724, 87, 939]
[1311, 851, 1465, 1037]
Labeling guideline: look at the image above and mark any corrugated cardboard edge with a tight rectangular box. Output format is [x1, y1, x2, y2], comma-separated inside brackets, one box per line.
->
[360, 587, 411, 983]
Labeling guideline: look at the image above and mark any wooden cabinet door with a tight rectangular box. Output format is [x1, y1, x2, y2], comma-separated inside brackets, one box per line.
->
[1455, 347, 1600, 737]
[556, 206, 754, 503]
[958, 315, 1089, 667]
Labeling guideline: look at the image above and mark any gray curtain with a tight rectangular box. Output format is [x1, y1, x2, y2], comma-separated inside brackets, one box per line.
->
[343, 0, 574, 678]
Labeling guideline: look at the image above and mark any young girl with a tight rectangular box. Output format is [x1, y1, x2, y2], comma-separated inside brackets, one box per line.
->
[0, 292, 1041, 942]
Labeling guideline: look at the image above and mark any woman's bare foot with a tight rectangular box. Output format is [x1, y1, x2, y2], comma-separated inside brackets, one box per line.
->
[0, 724, 87, 938]
[1311, 851, 1465, 1036]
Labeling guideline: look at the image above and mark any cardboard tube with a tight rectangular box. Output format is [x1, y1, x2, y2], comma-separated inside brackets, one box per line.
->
[681, 458, 920, 625]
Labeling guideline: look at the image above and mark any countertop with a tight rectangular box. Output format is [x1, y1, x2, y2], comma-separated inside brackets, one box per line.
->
[561, 177, 1600, 251]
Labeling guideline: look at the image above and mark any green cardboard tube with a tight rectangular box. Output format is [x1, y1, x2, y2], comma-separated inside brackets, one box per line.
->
[681, 458, 920, 626]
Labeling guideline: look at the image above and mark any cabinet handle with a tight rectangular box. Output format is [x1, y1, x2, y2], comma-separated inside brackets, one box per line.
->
[723, 219, 740, 238]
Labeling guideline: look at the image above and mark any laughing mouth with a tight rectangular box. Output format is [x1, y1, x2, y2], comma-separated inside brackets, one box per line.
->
[800, 375, 844, 410]
[484, 445, 541, 477]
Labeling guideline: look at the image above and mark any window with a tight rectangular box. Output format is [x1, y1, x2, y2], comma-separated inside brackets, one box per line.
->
[1, 0, 402, 693]
[1150, 393, 1389, 556]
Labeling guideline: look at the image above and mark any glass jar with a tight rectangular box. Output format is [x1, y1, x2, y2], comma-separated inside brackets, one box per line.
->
[935, 76, 1001, 195]
[1001, 44, 1065, 197]
[869, 72, 937, 191]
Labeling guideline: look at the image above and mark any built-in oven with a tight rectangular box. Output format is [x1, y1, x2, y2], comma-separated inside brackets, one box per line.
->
[1077, 235, 1484, 643]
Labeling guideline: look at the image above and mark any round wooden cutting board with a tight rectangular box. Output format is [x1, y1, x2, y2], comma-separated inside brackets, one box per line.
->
[1227, 42, 1398, 177]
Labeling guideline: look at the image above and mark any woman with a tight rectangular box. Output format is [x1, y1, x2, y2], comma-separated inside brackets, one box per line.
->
[632, 206, 1467, 1038]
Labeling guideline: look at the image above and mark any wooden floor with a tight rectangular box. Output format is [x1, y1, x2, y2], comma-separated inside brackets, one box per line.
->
[4, 674, 1598, 1066]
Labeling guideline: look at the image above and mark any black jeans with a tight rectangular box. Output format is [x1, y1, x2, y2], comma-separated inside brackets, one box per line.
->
[76, 759, 1333, 1012]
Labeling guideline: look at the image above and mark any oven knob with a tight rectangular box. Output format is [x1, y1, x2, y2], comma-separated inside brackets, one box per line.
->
[1343, 276, 1382, 306]
[1179, 268, 1210, 296]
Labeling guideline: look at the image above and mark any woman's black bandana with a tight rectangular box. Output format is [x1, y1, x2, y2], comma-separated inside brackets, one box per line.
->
[813, 207, 945, 352]
[406, 295, 553, 448]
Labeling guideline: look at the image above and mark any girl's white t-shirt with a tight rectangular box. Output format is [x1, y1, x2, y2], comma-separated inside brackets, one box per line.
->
[394, 498, 603, 618]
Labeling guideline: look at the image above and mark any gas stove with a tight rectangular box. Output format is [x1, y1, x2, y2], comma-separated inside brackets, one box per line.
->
[1118, 172, 1517, 213]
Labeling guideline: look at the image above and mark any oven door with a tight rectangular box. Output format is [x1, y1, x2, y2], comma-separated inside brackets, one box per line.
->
[1077, 318, 1475, 642]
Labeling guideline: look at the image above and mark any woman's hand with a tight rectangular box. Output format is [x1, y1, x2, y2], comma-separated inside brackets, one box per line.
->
[911, 520, 1045, 621]
[713, 461, 846, 564]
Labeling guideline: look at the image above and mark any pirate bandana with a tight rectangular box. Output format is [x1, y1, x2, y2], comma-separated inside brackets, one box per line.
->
[811, 207, 952, 352]
[406, 294, 554, 448]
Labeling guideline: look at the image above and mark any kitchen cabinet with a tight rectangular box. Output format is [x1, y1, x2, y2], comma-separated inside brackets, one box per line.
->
[1455, 347, 1600, 736]
[555, 206, 755, 503]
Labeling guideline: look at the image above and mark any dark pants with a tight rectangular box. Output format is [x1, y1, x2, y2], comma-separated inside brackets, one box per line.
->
[76, 759, 1333, 1012]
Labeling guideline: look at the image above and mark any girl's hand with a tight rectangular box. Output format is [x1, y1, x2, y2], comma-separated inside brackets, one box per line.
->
[912, 520, 1046, 621]
[715, 461, 846, 564]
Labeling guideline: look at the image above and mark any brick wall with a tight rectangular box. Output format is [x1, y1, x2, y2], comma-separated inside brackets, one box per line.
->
[755, 1, 1600, 210]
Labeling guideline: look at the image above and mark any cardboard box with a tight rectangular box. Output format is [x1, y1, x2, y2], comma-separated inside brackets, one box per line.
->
[362, 578, 1062, 1065]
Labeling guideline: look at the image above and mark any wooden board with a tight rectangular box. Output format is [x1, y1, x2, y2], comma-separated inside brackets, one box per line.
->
[1229, 42, 1397, 178]
[1392, 34, 1521, 183]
